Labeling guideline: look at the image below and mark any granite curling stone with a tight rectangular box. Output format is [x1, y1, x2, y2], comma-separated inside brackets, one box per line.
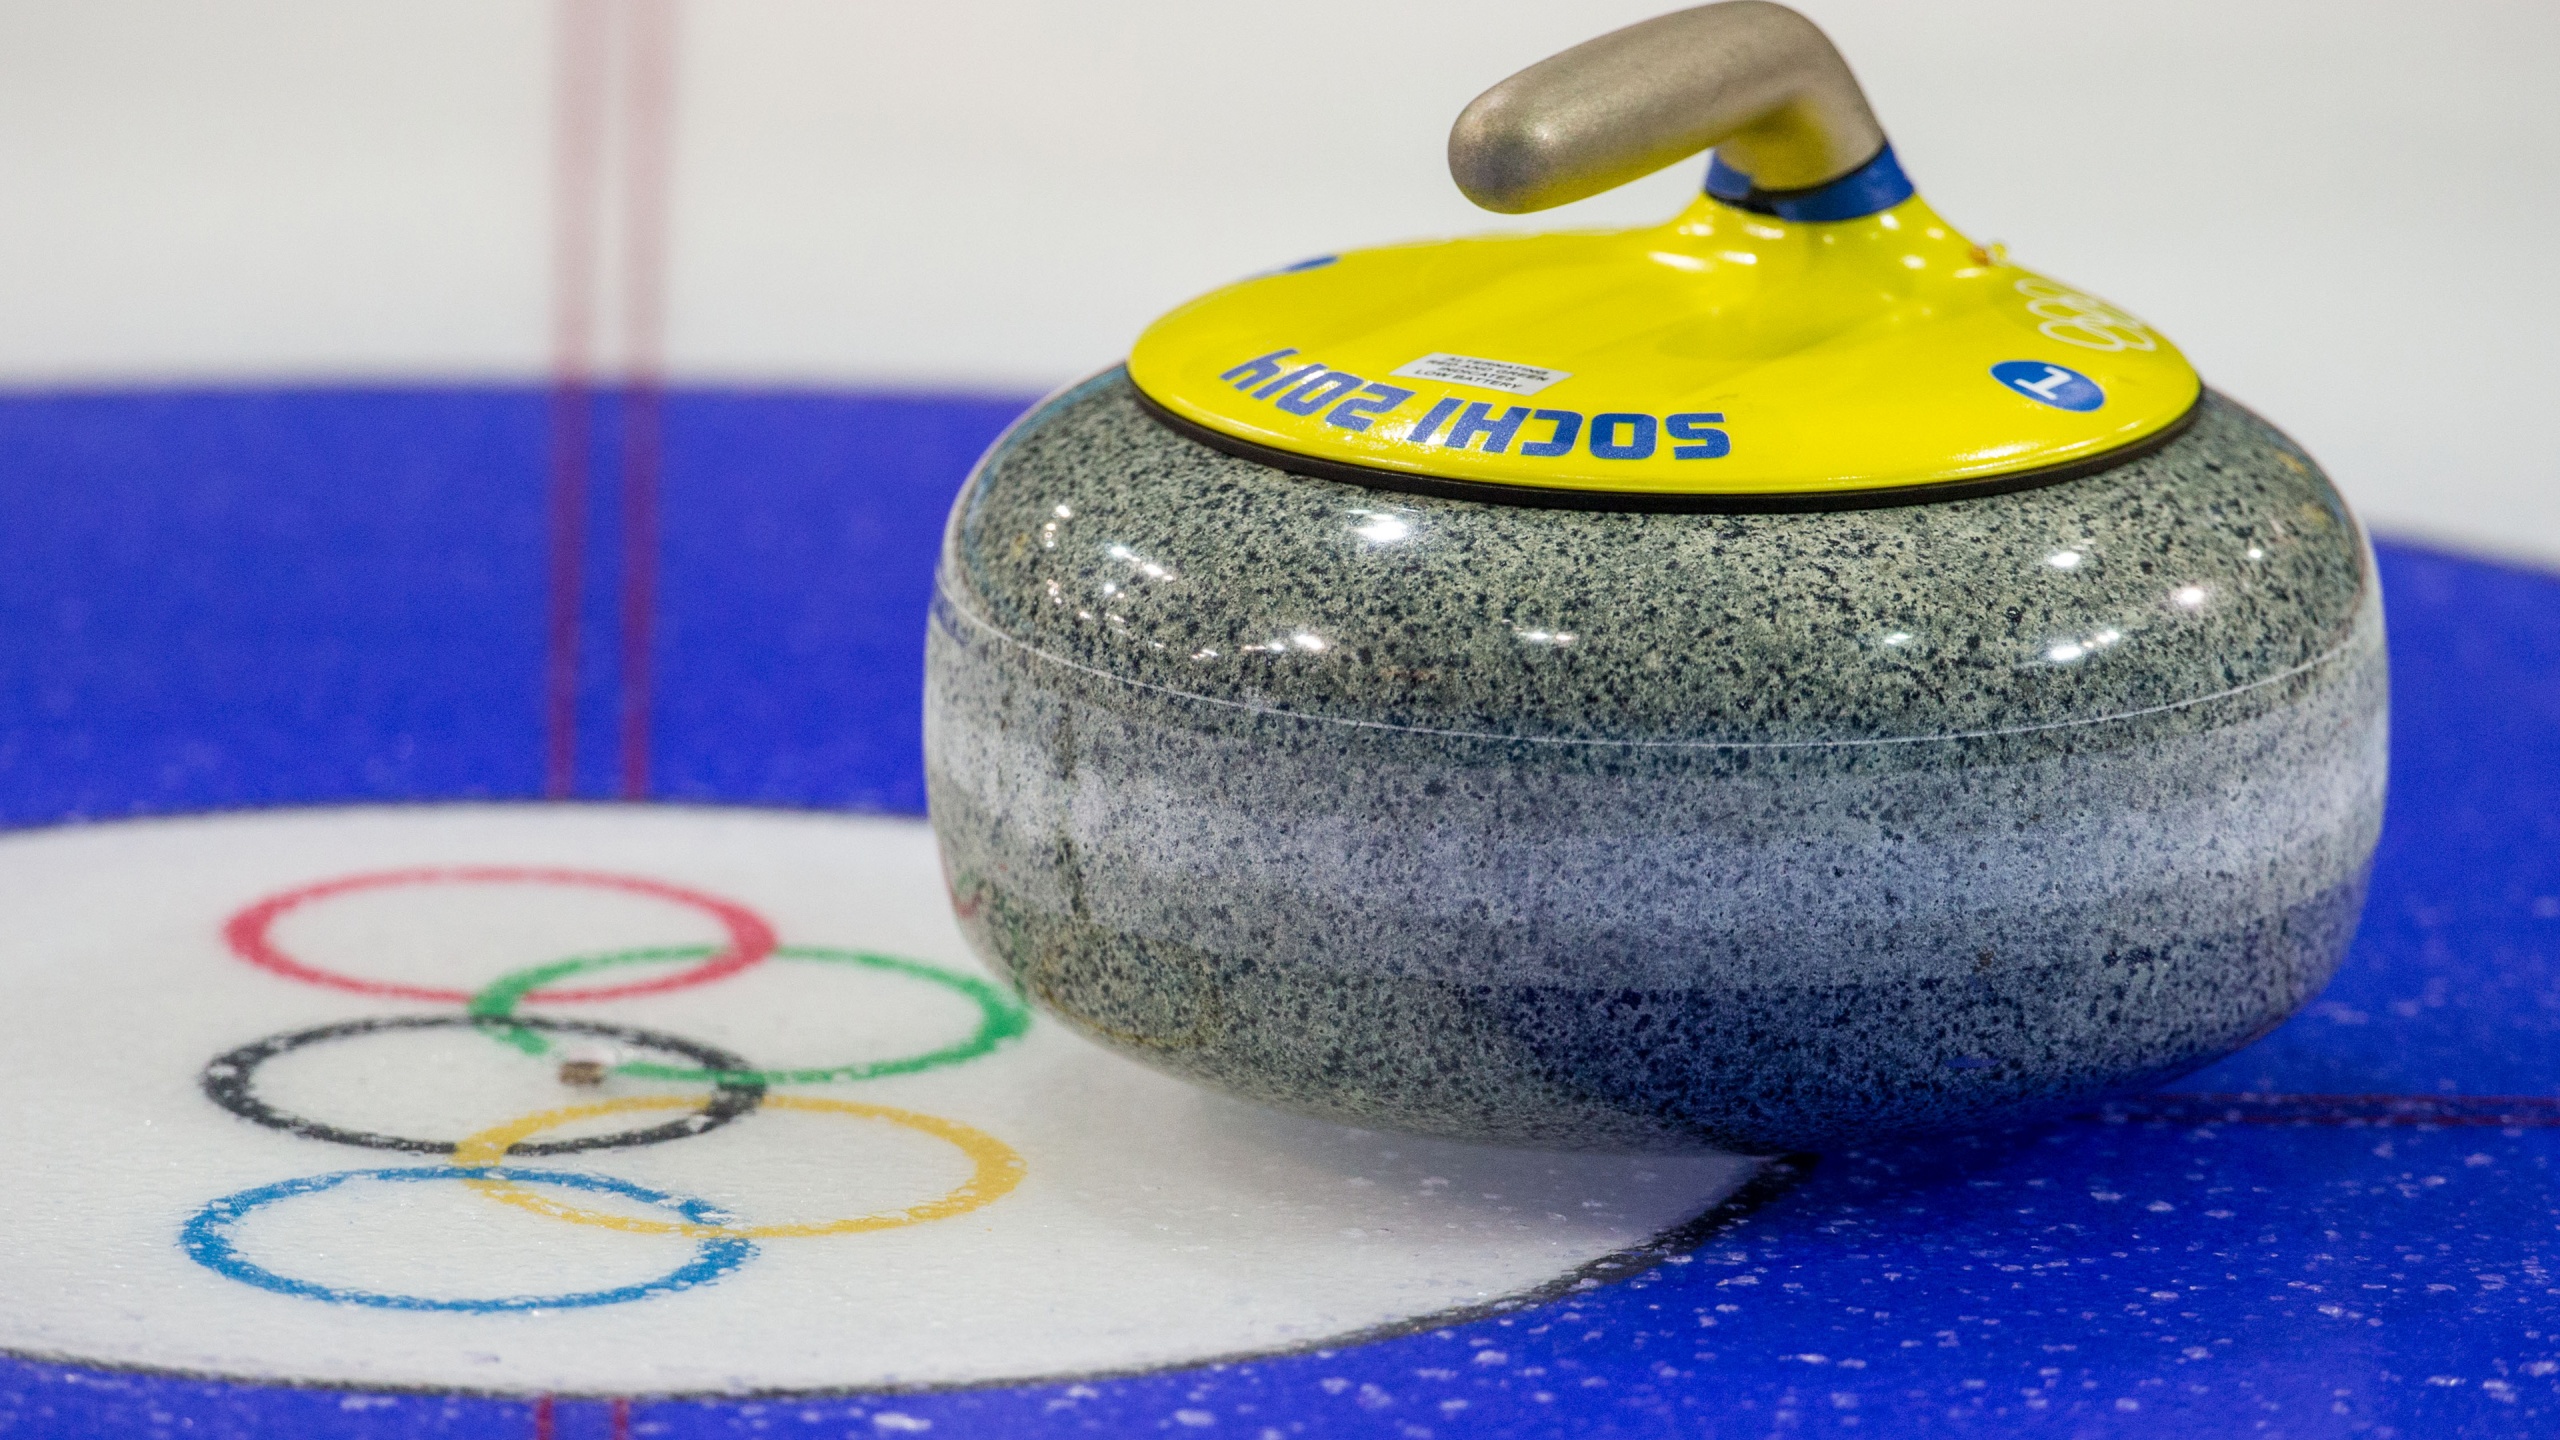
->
[922, 3, 2386, 1155]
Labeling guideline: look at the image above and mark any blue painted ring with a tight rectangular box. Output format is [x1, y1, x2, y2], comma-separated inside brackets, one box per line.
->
[1704, 143, 1915, 222]
[182, 1166, 757, 1311]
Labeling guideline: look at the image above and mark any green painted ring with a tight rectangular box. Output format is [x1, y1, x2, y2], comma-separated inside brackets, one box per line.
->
[466, 944, 1030, 1086]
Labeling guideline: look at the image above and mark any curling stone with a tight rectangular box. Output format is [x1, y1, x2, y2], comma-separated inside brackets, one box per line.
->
[924, 1, 2386, 1153]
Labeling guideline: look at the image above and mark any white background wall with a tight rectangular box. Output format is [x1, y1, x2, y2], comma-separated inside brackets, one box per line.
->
[0, 1, 2552, 556]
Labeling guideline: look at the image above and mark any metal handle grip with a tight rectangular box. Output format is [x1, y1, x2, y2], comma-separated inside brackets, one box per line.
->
[1448, 1, 1886, 214]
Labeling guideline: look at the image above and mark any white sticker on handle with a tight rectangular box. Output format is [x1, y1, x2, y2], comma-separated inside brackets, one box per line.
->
[1389, 353, 1573, 396]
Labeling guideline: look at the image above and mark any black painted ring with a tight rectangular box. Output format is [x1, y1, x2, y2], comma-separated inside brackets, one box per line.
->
[1134, 385, 2205, 515]
[201, 1015, 768, 1156]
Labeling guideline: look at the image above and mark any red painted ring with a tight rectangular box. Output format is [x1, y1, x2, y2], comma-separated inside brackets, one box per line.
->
[223, 867, 776, 1004]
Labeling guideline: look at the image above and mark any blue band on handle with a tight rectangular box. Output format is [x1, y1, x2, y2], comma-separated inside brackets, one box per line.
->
[1704, 143, 1913, 222]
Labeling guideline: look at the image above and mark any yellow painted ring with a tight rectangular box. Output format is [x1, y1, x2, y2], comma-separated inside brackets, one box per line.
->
[451, 1094, 1024, 1239]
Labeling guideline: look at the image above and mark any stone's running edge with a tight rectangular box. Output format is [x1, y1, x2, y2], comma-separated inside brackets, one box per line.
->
[924, 370, 2387, 1153]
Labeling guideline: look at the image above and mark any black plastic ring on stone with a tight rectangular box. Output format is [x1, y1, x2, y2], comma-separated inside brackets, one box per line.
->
[1133, 384, 2205, 515]
[200, 1015, 768, 1156]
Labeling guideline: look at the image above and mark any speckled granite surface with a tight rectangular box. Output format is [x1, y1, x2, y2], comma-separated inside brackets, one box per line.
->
[926, 370, 2388, 1153]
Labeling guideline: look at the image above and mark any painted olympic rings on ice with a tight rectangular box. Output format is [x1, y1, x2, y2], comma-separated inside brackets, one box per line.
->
[453, 1095, 1025, 1238]
[465, 944, 1030, 1086]
[187, 866, 1031, 1310]
[224, 866, 779, 1004]
[201, 1014, 767, 1155]
[183, 1166, 757, 1311]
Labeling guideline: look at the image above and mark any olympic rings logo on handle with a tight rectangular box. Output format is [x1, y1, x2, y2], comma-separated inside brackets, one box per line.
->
[184, 867, 1032, 1312]
[2015, 278, 2159, 354]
